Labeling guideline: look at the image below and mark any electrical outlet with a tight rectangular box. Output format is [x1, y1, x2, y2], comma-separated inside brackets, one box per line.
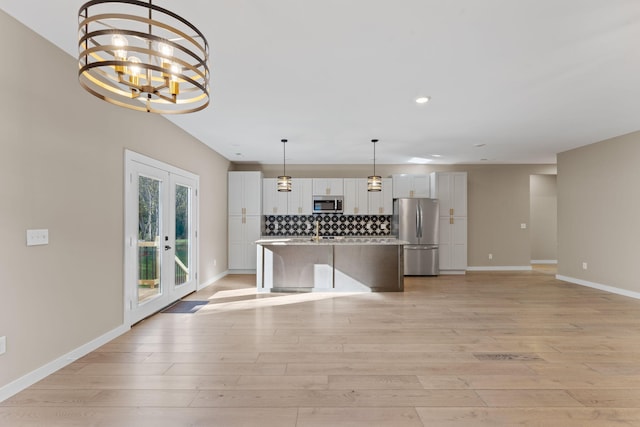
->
[0, 336, 6, 355]
[488, 253, 493, 260]
[582, 262, 588, 270]
[520, 223, 527, 229]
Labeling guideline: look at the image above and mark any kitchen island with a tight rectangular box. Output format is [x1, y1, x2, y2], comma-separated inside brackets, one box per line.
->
[256, 237, 406, 292]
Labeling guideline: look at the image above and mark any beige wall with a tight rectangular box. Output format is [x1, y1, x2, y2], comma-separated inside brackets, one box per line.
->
[557, 133, 640, 292]
[0, 11, 229, 390]
[530, 174, 558, 261]
[234, 163, 557, 267]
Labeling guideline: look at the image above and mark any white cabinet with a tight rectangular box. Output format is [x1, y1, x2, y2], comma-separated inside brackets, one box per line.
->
[392, 174, 430, 198]
[431, 172, 467, 217]
[262, 178, 288, 215]
[368, 178, 393, 214]
[438, 216, 467, 272]
[288, 178, 313, 215]
[431, 172, 467, 273]
[343, 178, 368, 215]
[228, 215, 261, 270]
[228, 171, 262, 271]
[228, 171, 262, 215]
[312, 178, 344, 196]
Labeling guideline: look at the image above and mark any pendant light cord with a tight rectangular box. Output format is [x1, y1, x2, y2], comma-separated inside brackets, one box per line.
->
[281, 139, 287, 176]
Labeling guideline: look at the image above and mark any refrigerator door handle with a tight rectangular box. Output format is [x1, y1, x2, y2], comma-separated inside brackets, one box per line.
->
[415, 205, 420, 238]
[417, 203, 422, 238]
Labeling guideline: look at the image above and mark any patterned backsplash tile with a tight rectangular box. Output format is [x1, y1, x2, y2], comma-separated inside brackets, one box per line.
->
[264, 214, 392, 237]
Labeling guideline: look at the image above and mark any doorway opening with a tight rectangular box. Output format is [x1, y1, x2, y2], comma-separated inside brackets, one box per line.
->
[124, 150, 199, 325]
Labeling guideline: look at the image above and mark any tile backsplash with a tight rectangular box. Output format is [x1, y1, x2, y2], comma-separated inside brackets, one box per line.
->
[264, 214, 392, 237]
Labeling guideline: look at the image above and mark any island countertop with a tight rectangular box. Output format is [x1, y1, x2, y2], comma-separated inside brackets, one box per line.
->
[256, 237, 408, 246]
[256, 237, 405, 293]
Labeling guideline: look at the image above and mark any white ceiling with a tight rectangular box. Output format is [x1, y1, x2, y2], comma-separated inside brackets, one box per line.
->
[2, 0, 640, 165]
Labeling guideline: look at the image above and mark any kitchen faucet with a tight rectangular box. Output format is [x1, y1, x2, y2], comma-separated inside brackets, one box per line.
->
[313, 219, 320, 241]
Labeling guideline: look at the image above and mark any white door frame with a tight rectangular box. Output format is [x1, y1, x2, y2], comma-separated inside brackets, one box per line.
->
[124, 150, 199, 326]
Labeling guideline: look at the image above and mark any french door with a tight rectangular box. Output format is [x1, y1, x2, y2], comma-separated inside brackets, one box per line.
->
[125, 151, 199, 325]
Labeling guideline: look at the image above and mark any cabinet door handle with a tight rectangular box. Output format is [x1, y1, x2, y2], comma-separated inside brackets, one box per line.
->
[450, 208, 454, 216]
[410, 190, 414, 198]
[450, 217, 454, 224]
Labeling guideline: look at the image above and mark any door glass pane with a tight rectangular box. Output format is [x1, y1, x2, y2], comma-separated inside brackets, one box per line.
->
[138, 175, 162, 304]
[175, 184, 190, 286]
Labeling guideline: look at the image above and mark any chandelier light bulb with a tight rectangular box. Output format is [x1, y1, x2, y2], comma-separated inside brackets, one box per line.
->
[157, 42, 174, 57]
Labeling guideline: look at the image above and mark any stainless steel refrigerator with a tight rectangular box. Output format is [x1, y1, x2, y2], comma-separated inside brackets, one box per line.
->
[392, 198, 439, 276]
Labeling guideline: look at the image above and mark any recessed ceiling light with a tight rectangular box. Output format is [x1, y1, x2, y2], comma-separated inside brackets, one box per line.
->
[408, 157, 433, 164]
[415, 96, 430, 104]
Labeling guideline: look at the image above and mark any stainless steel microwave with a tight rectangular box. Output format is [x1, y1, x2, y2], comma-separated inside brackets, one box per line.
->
[312, 195, 343, 214]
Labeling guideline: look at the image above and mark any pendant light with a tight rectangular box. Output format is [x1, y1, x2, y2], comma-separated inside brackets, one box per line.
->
[277, 139, 292, 192]
[368, 139, 382, 192]
[78, 0, 210, 114]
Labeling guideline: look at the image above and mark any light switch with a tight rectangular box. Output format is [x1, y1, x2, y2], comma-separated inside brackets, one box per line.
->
[26, 229, 49, 246]
[520, 223, 527, 229]
[0, 336, 6, 355]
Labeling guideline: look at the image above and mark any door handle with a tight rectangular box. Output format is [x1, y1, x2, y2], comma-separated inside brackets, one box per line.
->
[164, 245, 172, 250]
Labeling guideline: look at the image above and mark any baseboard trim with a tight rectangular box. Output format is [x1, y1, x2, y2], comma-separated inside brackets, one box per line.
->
[531, 260, 558, 264]
[0, 324, 129, 402]
[438, 270, 467, 275]
[467, 266, 533, 271]
[228, 269, 257, 275]
[556, 275, 640, 300]
[198, 270, 229, 290]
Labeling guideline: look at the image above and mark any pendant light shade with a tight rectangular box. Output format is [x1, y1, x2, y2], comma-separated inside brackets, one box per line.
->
[277, 139, 292, 192]
[368, 139, 382, 192]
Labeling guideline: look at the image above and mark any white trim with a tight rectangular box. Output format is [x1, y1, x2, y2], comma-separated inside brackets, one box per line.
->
[228, 269, 257, 275]
[198, 270, 229, 290]
[0, 324, 129, 402]
[467, 266, 533, 271]
[556, 275, 640, 300]
[531, 260, 558, 264]
[438, 270, 467, 275]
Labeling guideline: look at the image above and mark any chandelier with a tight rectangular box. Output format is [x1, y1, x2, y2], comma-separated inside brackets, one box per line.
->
[78, 0, 210, 114]
[368, 139, 382, 192]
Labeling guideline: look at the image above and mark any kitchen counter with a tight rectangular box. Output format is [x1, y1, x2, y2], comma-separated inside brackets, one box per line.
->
[256, 237, 405, 293]
[256, 237, 408, 245]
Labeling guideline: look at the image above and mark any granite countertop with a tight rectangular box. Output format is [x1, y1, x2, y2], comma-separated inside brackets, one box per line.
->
[256, 237, 408, 246]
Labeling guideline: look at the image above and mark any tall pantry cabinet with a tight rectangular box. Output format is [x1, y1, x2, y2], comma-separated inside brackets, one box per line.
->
[430, 172, 467, 274]
[228, 171, 263, 271]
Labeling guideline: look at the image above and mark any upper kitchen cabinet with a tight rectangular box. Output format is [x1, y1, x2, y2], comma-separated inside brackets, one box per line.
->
[430, 172, 467, 217]
[392, 174, 430, 198]
[343, 178, 368, 215]
[312, 178, 344, 196]
[288, 178, 313, 215]
[368, 178, 393, 214]
[228, 171, 262, 215]
[262, 178, 288, 215]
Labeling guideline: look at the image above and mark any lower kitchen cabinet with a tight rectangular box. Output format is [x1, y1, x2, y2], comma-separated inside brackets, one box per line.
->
[438, 211, 467, 273]
[228, 215, 261, 271]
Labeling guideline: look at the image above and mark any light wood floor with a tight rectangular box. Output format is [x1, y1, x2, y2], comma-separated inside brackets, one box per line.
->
[4, 268, 640, 426]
